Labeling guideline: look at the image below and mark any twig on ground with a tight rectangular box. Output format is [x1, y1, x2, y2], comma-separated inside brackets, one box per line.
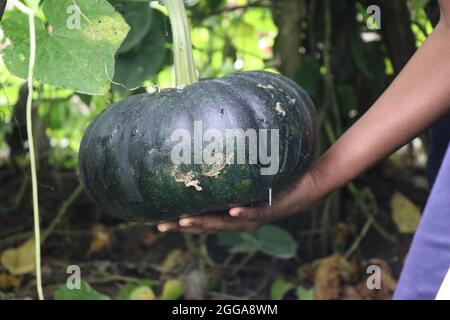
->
[344, 216, 374, 259]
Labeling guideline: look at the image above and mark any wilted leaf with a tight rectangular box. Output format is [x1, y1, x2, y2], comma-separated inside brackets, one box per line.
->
[314, 255, 341, 300]
[54, 280, 111, 300]
[160, 279, 184, 300]
[0, 274, 21, 290]
[338, 257, 359, 283]
[270, 277, 295, 300]
[341, 285, 362, 300]
[297, 260, 321, 283]
[391, 192, 421, 234]
[1, 238, 35, 275]
[88, 224, 112, 253]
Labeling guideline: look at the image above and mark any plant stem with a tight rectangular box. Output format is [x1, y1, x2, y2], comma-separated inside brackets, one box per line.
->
[199, 235, 216, 267]
[163, 0, 198, 86]
[10, 0, 43, 301]
[41, 185, 84, 243]
[230, 251, 257, 276]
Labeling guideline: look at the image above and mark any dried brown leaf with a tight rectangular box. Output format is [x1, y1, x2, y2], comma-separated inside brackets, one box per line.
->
[314, 254, 341, 300]
[88, 225, 112, 254]
[0, 274, 21, 290]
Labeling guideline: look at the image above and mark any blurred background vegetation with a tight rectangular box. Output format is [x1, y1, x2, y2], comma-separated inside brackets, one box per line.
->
[0, 0, 439, 300]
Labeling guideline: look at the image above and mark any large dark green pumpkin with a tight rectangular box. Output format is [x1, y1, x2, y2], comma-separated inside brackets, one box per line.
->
[78, 71, 316, 222]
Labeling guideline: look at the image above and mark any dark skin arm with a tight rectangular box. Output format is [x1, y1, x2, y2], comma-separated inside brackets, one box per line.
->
[157, 2, 450, 234]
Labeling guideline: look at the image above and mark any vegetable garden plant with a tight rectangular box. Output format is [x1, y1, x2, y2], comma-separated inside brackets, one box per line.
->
[1, 0, 316, 299]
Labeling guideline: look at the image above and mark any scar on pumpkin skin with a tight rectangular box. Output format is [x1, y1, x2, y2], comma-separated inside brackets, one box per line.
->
[202, 153, 233, 177]
[171, 167, 203, 191]
[202, 163, 224, 177]
[257, 83, 275, 90]
[276, 102, 287, 117]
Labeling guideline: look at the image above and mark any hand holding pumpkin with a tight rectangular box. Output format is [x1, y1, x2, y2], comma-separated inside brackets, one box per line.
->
[156, 167, 324, 234]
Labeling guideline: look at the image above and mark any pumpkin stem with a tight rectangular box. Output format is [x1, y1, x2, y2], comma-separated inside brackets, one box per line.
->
[163, 0, 198, 86]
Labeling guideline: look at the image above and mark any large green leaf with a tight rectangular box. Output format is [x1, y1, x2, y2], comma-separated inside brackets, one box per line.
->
[109, 0, 153, 53]
[54, 280, 111, 300]
[113, 10, 168, 90]
[2, 0, 130, 95]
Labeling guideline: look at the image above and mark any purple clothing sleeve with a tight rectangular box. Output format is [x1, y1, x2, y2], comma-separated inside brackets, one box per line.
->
[394, 143, 450, 299]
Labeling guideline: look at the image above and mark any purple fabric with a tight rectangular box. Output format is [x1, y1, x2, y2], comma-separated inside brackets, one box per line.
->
[427, 112, 450, 185]
[394, 142, 450, 299]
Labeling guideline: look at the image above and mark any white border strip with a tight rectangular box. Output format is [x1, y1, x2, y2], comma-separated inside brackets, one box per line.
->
[436, 267, 450, 300]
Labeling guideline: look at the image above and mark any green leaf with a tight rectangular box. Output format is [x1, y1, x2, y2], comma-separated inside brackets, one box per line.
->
[218, 225, 298, 259]
[256, 225, 298, 259]
[217, 231, 244, 247]
[391, 192, 421, 234]
[116, 280, 156, 300]
[2, 0, 130, 95]
[113, 10, 168, 90]
[294, 55, 321, 96]
[270, 277, 295, 300]
[229, 241, 259, 254]
[128, 286, 157, 300]
[54, 280, 111, 300]
[296, 286, 315, 300]
[160, 279, 184, 300]
[109, 0, 153, 53]
[337, 85, 358, 115]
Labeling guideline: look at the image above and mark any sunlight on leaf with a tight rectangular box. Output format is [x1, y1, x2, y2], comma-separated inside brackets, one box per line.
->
[391, 192, 421, 234]
[160, 279, 184, 300]
[117, 280, 156, 300]
[129, 286, 157, 300]
[0, 238, 35, 275]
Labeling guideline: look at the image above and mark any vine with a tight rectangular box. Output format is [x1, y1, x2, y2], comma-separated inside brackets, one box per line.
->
[163, 0, 198, 86]
[8, 0, 44, 300]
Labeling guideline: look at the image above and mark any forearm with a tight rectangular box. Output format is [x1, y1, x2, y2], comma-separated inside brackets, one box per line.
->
[162, 1, 450, 234]
[301, 21, 450, 208]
